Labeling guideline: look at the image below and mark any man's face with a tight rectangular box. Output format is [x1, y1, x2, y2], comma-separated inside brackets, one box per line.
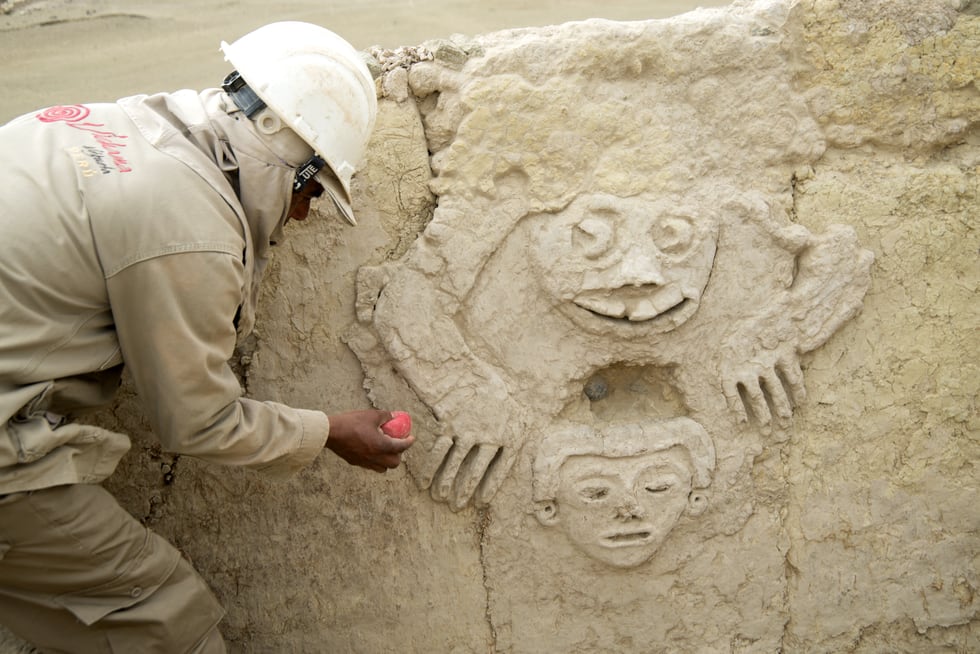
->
[553, 447, 693, 568]
[529, 193, 718, 337]
[286, 178, 325, 223]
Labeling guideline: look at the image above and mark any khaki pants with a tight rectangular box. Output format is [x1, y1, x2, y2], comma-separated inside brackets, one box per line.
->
[0, 484, 226, 653]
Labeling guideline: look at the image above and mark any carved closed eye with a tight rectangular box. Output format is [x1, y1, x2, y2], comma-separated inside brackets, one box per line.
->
[651, 215, 695, 256]
[579, 485, 611, 501]
[644, 484, 672, 494]
[573, 217, 614, 259]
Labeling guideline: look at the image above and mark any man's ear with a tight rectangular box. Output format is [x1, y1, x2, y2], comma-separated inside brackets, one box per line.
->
[534, 500, 559, 526]
[686, 491, 709, 517]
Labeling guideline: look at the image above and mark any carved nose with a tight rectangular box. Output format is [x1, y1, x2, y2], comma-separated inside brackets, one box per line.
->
[612, 247, 665, 288]
[614, 497, 643, 520]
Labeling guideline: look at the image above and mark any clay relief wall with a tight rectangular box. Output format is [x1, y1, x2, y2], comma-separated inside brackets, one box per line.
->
[346, 1, 873, 650]
[3, 0, 975, 652]
[352, 1, 977, 650]
[336, 0, 976, 651]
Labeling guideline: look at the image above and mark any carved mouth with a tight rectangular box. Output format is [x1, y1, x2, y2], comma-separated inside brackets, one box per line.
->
[573, 286, 690, 323]
[602, 530, 653, 546]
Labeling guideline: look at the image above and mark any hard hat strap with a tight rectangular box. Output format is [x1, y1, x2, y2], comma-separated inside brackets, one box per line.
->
[222, 71, 266, 118]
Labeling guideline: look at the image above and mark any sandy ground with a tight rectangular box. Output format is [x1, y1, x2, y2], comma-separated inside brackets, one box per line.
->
[1, 0, 732, 123]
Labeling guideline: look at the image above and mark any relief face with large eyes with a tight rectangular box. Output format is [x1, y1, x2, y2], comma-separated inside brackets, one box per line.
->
[529, 193, 719, 336]
[553, 447, 694, 568]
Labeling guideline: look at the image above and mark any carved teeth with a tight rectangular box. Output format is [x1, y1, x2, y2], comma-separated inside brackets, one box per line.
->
[575, 296, 627, 318]
[574, 286, 690, 323]
[628, 299, 660, 322]
[650, 286, 685, 314]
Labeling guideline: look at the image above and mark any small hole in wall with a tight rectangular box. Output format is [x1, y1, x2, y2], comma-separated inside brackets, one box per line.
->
[578, 364, 686, 421]
[584, 375, 609, 401]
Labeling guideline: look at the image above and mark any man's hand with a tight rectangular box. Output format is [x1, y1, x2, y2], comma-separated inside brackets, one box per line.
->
[325, 410, 415, 472]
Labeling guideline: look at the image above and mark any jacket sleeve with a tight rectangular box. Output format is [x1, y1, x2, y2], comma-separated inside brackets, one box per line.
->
[105, 250, 329, 477]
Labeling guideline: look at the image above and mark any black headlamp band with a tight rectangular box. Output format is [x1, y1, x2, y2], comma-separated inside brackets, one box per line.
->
[294, 155, 326, 193]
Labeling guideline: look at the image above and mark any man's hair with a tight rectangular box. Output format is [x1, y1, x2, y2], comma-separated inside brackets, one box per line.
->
[532, 417, 715, 502]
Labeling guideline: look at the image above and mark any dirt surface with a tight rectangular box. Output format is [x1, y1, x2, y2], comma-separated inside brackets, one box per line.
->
[1, 0, 732, 122]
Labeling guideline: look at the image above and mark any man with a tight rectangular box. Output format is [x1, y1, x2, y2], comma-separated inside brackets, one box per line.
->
[0, 21, 413, 652]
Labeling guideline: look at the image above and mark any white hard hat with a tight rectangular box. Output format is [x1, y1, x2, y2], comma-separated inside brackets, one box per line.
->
[221, 21, 378, 225]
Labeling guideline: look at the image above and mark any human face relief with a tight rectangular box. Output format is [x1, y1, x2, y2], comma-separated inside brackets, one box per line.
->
[529, 193, 718, 336]
[554, 447, 694, 568]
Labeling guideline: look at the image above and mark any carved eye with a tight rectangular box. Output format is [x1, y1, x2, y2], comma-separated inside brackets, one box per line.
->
[573, 217, 614, 259]
[651, 215, 695, 256]
[645, 484, 672, 494]
[580, 486, 610, 501]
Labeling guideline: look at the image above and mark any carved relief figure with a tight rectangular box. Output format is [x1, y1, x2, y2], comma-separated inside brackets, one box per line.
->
[349, 14, 874, 513]
[351, 183, 872, 510]
[533, 418, 715, 568]
[529, 193, 719, 336]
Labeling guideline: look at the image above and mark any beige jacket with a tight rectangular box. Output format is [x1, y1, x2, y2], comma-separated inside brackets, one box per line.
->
[0, 89, 330, 494]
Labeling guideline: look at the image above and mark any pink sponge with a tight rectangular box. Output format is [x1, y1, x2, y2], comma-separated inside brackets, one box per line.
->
[381, 411, 412, 438]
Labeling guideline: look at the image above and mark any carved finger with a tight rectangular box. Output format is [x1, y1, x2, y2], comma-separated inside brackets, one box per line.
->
[760, 370, 793, 422]
[740, 377, 773, 429]
[722, 376, 749, 423]
[412, 436, 454, 490]
[474, 445, 520, 508]
[777, 355, 807, 405]
[431, 441, 471, 504]
[449, 446, 499, 512]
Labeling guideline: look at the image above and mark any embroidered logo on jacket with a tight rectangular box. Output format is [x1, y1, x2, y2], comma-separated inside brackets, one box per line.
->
[37, 105, 133, 173]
